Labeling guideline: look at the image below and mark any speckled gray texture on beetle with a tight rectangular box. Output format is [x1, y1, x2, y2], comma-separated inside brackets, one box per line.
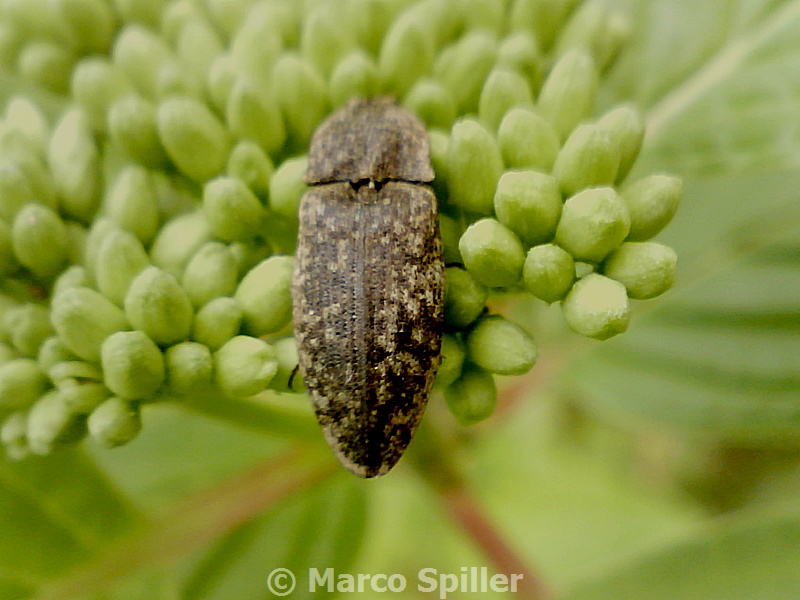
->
[293, 97, 444, 478]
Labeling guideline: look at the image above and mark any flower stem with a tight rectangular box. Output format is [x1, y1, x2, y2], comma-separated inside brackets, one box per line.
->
[411, 419, 553, 600]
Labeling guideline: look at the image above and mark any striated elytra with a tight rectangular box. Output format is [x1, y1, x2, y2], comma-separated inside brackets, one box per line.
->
[293, 97, 444, 478]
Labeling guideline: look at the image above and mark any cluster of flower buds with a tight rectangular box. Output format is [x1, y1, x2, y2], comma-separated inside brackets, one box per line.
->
[0, 0, 681, 456]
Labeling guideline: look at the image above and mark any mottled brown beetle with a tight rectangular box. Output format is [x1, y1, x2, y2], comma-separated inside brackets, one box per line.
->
[292, 97, 444, 478]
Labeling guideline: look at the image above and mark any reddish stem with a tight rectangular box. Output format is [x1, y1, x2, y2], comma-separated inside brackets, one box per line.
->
[438, 486, 552, 600]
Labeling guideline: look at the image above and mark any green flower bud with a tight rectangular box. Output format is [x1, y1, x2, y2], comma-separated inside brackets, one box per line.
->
[553, 123, 620, 196]
[556, 1, 629, 72]
[51, 287, 129, 361]
[108, 95, 168, 168]
[149, 210, 211, 277]
[104, 165, 160, 246]
[37, 336, 78, 372]
[47, 107, 101, 221]
[494, 170, 562, 247]
[1, 0, 57, 40]
[329, 50, 380, 108]
[5, 96, 48, 154]
[59, 380, 110, 414]
[0, 159, 37, 221]
[165, 341, 213, 395]
[556, 187, 630, 263]
[27, 390, 86, 455]
[175, 19, 224, 84]
[157, 95, 230, 183]
[82, 217, 115, 282]
[181, 242, 238, 308]
[479, 67, 534, 132]
[301, 4, 356, 78]
[17, 41, 74, 94]
[158, 58, 203, 99]
[207, 54, 237, 113]
[621, 175, 682, 241]
[0, 126, 38, 166]
[113, 25, 176, 98]
[466, 315, 538, 375]
[562, 273, 630, 340]
[0, 358, 47, 409]
[438, 213, 462, 263]
[445, 365, 496, 426]
[523, 243, 576, 303]
[52, 265, 88, 298]
[1, 411, 28, 460]
[434, 31, 497, 113]
[101, 330, 165, 399]
[269, 156, 308, 219]
[271, 53, 328, 150]
[269, 336, 304, 393]
[347, 0, 403, 55]
[403, 79, 457, 130]
[235, 256, 294, 336]
[71, 57, 135, 131]
[95, 229, 150, 306]
[202, 176, 264, 242]
[444, 267, 488, 329]
[434, 333, 465, 389]
[459, 218, 525, 288]
[229, 3, 284, 87]
[226, 78, 286, 157]
[192, 296, 242, 351]
[597, 104, 644, 183]
[47, 360, 102, 386]
[537, 49, 597, 140]
[88, 396, 141, 448]
[5, 303, 54, 357]
[379, 14, 435, 96]
[602, 242, 677, 299]
[513, 0, 578, 49]
[125, 266, 194, 346]
[12, 204, 68, 278]
[17, 155, 57, 213]
[446, 118, 503, 215]
[160, 0, 203, 44]
[215, 335, 278, 398]
[497, 31, 542, 94]
[227, 140, 274, 200]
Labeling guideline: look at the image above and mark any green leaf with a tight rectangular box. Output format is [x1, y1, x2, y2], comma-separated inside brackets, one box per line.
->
[180, 474, 367, 600]
[0, 449, 139, 598]
[605, 0, 800, 176]
[560, 510, 800, 600]
[568, 171, 800, 441]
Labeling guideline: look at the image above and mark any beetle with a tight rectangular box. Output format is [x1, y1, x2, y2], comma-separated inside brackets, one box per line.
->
[292, 97, 444, 478]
